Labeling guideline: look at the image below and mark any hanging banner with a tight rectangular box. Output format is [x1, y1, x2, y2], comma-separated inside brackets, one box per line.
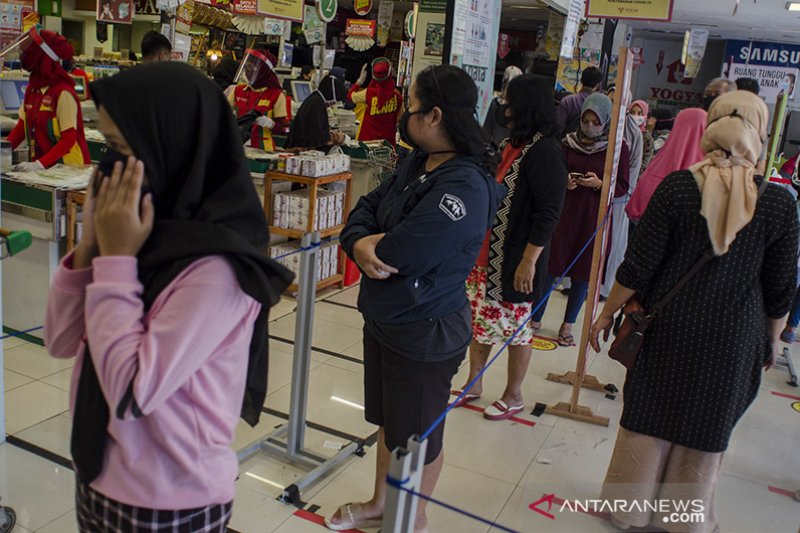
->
[447, 0, 502, 124]
[257, 0, 303, 21]
[97, 0, 134, 24]
[560, 0, 585, 59]
[376, 0, 393, 47]
[556, 21, 603, 92]
[232, 0, 257, 14]
[303, 4, 325, 44]
[0, 2, 24, 49]
[681, 28, 708, 79]
[544, 10, 564, 61]
[346, 18, 375, 37]
[316, 0, 336, 22]
[586, 0, 673, 21]
[498, 33, 510, 59]
[398, 40, 414, 87]
[724, 40, 800, 104]
[353, 0, 371, 16]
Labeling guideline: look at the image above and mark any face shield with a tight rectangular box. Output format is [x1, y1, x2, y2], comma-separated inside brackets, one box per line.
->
[233, 49, 275, 88]
[0, 26, 59, 70]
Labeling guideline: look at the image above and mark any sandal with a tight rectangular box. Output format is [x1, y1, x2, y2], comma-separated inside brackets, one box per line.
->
[781, 326, 796, 344]
[483, 400, 524, 421]
[557, 333, 575, 347]
[449, 388, 481, 408]
[324, 503, 382, 531]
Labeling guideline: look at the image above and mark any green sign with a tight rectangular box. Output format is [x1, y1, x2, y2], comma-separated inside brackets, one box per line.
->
[420, 0, 446, 13]
[317, 0, 337, 22]
[38, 0, 62, 16]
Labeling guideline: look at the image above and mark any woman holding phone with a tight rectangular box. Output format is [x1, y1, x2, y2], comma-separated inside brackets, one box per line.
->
[531, 93, 629, 346]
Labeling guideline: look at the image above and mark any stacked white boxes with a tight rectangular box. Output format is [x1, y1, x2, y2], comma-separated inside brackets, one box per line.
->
[283, 152, 351, 178]
[272, 187, 346, 232]
[269, 240, 340, 283]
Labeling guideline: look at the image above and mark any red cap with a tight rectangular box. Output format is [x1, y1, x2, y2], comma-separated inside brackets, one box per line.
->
[372, 58, 390, 81]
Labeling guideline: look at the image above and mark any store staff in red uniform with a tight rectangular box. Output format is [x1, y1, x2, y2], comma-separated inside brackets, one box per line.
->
[229, 49, 291, 151]
[347, 57, 403, 146]
[6, 27, 90, 170]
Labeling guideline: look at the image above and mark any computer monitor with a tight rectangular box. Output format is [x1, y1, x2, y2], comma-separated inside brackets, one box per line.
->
[291, 80, 312, 103]
[72, 75, 87, 101]
[0, 78, 27, 114]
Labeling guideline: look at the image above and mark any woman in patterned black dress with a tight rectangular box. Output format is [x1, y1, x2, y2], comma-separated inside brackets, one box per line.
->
[589, 91, 798, 532]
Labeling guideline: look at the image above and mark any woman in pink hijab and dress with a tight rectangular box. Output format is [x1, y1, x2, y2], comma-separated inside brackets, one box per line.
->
[627, 107, 708, 225]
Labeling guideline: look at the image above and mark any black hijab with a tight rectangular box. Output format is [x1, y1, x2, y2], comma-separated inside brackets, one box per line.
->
[212, 56, 239, 90]
[286, 77, 342, 150]
[71, 62, 293, 483]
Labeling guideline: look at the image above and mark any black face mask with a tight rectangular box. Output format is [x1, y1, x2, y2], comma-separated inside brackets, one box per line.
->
[398, 109, 426, 150]
[702, 95, 717, 111]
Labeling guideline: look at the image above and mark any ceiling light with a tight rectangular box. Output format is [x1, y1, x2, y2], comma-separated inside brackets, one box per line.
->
[509, 5, 541, 9]
[787, 2, 800, 11]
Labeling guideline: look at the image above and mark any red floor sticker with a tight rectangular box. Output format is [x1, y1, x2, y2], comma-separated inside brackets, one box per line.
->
[458, 402, 536, 427]
[771, 391, 800, 402]
[768, 486, 797, 499]
[294, 509, 366, 532]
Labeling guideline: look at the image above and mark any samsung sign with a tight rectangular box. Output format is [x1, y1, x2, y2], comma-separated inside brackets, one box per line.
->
[723, 40, 799, 103]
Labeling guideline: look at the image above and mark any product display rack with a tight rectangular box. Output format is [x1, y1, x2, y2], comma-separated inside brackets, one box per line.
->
[263, 170, 352, 293]
[65, 190, 86, 253]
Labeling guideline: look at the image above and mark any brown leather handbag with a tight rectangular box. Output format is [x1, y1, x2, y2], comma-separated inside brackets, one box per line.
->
[609, 249, 714, 369]
[610, 178, 769, 369]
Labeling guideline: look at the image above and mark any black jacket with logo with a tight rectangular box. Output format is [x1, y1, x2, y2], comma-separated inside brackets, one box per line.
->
[341, 152, 505, 324]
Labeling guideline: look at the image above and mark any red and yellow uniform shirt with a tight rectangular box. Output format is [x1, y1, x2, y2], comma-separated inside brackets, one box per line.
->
[349, 84, 403, 146]
[20, 83, 90, 167]
[231, 84, 290, 151]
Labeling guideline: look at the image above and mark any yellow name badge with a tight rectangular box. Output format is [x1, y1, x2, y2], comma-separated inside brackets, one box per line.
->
[258, 99, 272, 108]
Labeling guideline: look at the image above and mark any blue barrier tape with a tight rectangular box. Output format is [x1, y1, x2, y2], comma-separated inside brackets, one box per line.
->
[271, 236, 341, 261]
[419, 213, 610, 442]
[385, 476, 521, 533]
[0, 326, 44, 340]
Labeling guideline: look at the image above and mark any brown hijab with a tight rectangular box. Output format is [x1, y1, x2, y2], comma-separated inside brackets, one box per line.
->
[690, 90, 769, 256]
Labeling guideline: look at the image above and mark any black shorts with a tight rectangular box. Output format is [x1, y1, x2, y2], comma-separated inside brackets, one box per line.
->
[363, 328, 465, 464]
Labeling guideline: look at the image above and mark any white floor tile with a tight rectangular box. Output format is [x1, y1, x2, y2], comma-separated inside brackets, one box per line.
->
[715, 474, 800, 533]
[39, 367, 74, 393]
[492, 485, 614, 533]
[14, 412, 72, 459]
[2, 369, 33, 392]
[228, 484, 295, 533]
[37, 509, 78, 533]
[265, 364, 377, 440]
[2, 336, 26, 352]
[3, 343, 74, 380]
[314, 301, 364, 330]
[724, 422, 800, 489]
[4, 381, 70, 434]
[270, 313, 363, 355]
[322, 286, 360, 308]
[0, 443, 76, 531]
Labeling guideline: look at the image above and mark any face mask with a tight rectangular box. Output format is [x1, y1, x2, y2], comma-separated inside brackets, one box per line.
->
[581, 122, 605, 139]
[702, 95, 716, 111]
[631, 115, 646, 128]
[399, 110, 426, 150]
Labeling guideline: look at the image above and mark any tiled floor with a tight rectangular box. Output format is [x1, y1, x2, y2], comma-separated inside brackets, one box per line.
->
[2, 285, 800, 532]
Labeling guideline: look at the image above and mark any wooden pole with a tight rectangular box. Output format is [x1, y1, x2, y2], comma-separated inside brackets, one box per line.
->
[765, 91, 790, 178]
[536, 47, 634, 427]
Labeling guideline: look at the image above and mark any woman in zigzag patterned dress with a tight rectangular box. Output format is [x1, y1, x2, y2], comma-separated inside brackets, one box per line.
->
[454, 75, 567, 421]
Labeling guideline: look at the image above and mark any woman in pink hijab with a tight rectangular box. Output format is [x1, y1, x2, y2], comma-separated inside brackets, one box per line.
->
[627, 107, 707, 222]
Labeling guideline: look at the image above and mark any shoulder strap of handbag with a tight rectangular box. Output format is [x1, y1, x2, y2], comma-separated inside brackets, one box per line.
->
[650, 177, 769, 316]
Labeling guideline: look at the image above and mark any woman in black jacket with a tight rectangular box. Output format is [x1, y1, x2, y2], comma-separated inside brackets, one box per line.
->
[453, 75, 567, 420]
[325, 65, 505, 532]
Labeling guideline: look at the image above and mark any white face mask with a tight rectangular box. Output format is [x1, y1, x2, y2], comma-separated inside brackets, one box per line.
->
[631, 115, 646, 128]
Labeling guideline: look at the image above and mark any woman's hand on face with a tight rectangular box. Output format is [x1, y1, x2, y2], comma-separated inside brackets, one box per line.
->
[578, 171, 603, 190]
[72, 169, 100, 269]
[589, 314, 614, 353]
[513, 256, 536, 294]
[95, 157, 154, 257]
[352, 234, 399, 280]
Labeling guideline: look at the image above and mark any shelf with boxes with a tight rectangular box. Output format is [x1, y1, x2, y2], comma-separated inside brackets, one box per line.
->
[264, 168, 352, 294]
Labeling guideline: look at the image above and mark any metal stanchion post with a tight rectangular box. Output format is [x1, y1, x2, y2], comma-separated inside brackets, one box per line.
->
[238, 232, 364, 505]
[382, 437, 427, 533]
